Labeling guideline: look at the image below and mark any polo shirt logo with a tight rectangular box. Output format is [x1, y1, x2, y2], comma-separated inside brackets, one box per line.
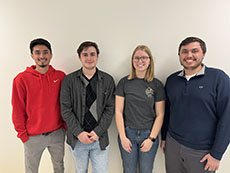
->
[199, 86, 204, 89]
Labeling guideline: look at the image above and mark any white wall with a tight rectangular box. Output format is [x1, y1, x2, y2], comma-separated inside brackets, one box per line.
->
[1, 0, 230, 172]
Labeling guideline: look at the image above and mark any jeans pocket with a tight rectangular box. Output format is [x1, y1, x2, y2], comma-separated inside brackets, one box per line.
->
[125, 126, 130, 130]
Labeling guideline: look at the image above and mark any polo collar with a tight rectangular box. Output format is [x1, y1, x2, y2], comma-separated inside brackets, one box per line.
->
[178, 64, 205, 77]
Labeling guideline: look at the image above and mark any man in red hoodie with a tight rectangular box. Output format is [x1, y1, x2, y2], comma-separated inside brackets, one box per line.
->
[12, 38, 66, 173]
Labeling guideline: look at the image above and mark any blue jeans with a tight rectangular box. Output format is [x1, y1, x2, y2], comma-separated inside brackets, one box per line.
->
[118, 127, 159, 173]
[70, 140, 109, 173]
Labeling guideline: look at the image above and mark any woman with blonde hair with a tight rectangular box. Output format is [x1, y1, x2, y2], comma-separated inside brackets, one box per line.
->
[115, 45, 165, 173]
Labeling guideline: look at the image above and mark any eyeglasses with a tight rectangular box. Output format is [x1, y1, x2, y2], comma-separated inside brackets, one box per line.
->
[133, 56, 149, 62]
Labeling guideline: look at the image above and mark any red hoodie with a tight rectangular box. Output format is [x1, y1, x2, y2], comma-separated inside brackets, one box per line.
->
[12, 65, 66, 143]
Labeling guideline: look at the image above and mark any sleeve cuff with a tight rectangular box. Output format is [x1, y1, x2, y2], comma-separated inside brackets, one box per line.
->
[210, 150, 223, 160]
[20, 135, 29, 143]
[94, 126, 104, 137]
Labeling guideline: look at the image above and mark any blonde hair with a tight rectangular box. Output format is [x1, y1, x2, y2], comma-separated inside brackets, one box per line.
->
[128, 45, 154, 82]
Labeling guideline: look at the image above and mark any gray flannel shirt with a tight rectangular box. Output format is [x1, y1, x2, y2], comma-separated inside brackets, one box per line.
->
[60, 68, 115, 150]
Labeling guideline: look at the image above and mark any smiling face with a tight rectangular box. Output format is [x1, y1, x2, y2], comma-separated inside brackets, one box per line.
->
[31, 45, 52, 70]
[179, 41, 205, 74]
[79, 46, 98, 71]
[132, 50, 150, 76]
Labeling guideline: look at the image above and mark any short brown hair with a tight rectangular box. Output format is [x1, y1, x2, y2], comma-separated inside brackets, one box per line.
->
[77, 41, 100, 56]
[178, 37, 206, 55]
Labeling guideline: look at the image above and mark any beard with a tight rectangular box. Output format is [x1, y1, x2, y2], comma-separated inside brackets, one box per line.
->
[38, 58, 48, 68]
[180, 57, 203, 71]
[183, 61, 202, 70]
[39, 64, 48, 68]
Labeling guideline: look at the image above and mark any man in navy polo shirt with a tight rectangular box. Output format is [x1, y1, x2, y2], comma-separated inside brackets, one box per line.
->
[161, 37, 230, 173]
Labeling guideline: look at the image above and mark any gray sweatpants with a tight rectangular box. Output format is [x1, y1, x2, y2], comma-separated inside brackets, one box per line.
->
[24, 128, 65, 173]
[165, 133, 215, 173]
